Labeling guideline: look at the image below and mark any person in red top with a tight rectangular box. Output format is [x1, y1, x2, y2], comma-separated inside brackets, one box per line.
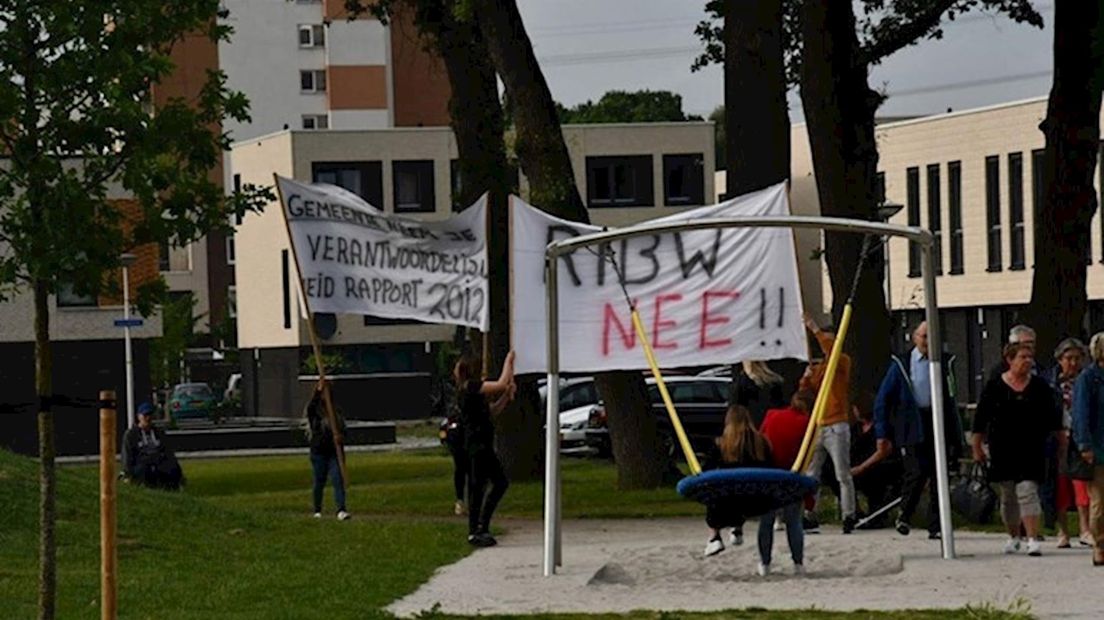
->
[755, 390, 814, 576]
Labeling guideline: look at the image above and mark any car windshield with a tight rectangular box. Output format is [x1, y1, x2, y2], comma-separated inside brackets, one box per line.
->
[175, 385, 213, 399]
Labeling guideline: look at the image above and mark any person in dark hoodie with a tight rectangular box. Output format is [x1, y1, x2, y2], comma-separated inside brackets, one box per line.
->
[304, 379, 350, 520]
[122, 402, 183, 490]
[701, 405, 774, 558]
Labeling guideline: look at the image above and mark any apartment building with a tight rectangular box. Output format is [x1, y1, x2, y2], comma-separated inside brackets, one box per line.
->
[159, 0, 450, 333]
[0, 200, 163, 456]
[231, 122, 714, 419]
[793, 96, 1104, 403]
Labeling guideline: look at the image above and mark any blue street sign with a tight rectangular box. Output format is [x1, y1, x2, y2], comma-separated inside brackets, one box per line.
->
[113, 318, 144, 328]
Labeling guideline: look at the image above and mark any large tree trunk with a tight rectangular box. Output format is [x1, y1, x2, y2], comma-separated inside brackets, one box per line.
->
[799, 0, 891, 395]
[472, 0, 664, 489]
[410, 0, 543, 481]
[725, 0, 789, 197]
[1024, 0, 1104, 352]
[35, 280, 56, 620]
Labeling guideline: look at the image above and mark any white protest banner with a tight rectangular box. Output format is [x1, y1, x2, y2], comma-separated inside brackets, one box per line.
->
[510, 182, 806, 374]
[277, 175, 489, 331]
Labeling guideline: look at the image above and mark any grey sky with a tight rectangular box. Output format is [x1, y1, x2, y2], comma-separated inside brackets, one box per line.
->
[518, 1, 1055, 121]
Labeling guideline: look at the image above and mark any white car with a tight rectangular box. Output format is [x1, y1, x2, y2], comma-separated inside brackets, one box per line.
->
[558, 404, 596, 449]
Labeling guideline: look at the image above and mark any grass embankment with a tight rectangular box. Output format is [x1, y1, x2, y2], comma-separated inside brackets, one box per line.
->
[0, 448, 1031, 619]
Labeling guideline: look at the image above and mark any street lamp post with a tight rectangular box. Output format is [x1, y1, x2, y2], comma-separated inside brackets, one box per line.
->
[877, 202, 905, 312]
[120, 253, 138, 429]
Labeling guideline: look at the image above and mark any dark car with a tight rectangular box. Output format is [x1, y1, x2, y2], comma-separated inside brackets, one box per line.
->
[584, 376, 730, 457]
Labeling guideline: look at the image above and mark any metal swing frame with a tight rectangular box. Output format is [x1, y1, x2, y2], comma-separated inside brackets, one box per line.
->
[542, 215, 955, 577]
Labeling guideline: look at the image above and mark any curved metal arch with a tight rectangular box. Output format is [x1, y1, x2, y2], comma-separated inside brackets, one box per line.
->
[541, 215, 954, 577]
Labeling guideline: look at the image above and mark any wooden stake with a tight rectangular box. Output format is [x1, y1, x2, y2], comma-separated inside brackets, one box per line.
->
[99, 390, 117, 620]
[274, 175, 349, 487]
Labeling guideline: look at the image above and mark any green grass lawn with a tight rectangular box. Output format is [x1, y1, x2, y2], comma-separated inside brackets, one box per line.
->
[0, 448, 1032, 619]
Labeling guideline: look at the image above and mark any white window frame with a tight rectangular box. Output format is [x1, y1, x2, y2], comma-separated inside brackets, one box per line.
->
[300, 69, 327, 93]
[298, 24, 325, 48]
[301, 114, 329, 130]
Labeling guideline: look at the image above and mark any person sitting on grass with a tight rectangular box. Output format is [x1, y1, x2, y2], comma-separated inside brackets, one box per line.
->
[455, 350, 517, 548]
[756, 390, 814, 576]
[702, 405, 773, 558]
[304, 379, 350, 521]
[122, 402, 183, 490]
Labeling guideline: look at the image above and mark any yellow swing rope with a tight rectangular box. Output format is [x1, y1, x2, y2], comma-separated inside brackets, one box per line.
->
[791, 303, 853, 472]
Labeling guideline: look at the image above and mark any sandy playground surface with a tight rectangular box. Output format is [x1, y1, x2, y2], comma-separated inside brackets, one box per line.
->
[388, 517, 1100, 619]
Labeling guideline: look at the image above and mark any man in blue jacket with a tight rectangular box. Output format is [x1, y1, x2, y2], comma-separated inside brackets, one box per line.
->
[870, 322, 963, 539]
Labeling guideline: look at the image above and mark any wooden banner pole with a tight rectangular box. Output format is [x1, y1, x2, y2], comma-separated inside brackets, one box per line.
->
[99, 390, 117, 620]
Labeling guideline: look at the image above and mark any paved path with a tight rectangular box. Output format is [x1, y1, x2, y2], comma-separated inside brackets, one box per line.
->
[389, 517, 1099, 619]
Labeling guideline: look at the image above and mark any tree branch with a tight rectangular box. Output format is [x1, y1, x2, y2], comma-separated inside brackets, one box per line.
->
[860, 0, 957, 65]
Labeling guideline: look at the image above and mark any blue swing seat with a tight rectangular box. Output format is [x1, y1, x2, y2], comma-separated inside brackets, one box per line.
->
[677, 468, 818, 517]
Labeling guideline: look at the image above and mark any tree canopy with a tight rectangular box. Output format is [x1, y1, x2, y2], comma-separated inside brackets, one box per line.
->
[556, 90, 703, 125]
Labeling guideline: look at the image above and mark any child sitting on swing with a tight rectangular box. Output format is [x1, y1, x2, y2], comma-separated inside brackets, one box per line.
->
[702, 405, 773, 557]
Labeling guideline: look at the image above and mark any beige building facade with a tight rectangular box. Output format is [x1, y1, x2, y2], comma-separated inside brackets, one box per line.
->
[792, 96, 1104, 402]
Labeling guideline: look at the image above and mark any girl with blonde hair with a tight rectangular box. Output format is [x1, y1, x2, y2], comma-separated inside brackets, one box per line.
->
[702, 405, 773, 557]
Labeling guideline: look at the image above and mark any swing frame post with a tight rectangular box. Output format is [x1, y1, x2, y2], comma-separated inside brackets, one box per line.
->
[542, 214, 953, 576]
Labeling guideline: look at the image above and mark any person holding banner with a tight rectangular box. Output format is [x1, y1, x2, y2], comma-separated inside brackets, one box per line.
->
[304, 380, 350, 521]
[455, 350, 517, 547]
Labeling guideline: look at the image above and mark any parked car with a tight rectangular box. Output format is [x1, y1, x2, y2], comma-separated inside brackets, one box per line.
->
[585, 376, 731, 458]
[168, 383, 217, 420]
[538, 377, 600, 412]
[558, 404, 595, 450]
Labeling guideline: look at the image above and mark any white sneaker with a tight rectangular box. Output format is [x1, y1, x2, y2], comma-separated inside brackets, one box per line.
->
[757, 562, 770, 577]
[774, 517, 784, 532]
[454, 500, 466, 516]
[337, 510, 351, 521]
[1026, 538, 1042, 556]
[704, 537, 724, 557]
[312, 512, 322, 519]
[729, 530, 744, 546]
[1003, 537, 1021, 554]
[793, 563, 805, 576]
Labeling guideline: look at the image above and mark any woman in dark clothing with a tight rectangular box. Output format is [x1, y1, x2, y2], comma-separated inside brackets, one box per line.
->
[304, 380, 349, 520]
[122, 403, 183, 490]
[972, 342, 1061, 557]
[702, 405, 773, 557]
[455, 350, 516, 547]
[729, 361, 786, 426]
[433, 376, 468, 516]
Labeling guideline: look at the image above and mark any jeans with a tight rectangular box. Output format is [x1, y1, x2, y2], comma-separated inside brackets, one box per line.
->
[758, 502, 804, 566]
[311, 453, 346, 513]
[806, 421, 856, 518]
[899, 443, 940, 534]
[468, 449, 509, 536]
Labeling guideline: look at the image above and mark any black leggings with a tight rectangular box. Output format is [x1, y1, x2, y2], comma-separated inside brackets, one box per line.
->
[468, 449, 509, 536]
[447, 440, 468, 502]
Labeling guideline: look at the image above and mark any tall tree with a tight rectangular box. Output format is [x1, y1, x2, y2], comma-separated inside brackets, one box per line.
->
[345, 0, 541, 480]
[471, 0, 667, 489]
[0, 3, 267, 616]
[1023, 0, 1104, 353]
[697, 0, 1041, 394]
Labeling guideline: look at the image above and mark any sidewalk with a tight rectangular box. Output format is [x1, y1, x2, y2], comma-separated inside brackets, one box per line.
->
[389, 517, 1099, 619]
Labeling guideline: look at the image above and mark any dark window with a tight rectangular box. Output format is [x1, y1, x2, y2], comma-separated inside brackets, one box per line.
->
[927, 164, 943, 275]
[662, 153, 704, 206]
[281, 250, 291, 329]
[300, 69, 326, 92]
[312, 161, 383, 207]
[449, 159, 462, 212]
[948, 161, 964, 275]
[363, 315, 421, 326]
[986, 155, 1002, 272]
[1009, 152, 1025, 270]
[1100, 143, 1104, 263]
[159, 240, 170, 272]
[392, 160, 436, 213]
[875, 172, 886, 206]
[586, 155, 653, 207]
[907, 167, 921, 277]
[57, 283, 95, 307]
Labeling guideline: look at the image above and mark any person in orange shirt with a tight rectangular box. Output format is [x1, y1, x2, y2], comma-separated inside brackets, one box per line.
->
[801, 313, 857, 534]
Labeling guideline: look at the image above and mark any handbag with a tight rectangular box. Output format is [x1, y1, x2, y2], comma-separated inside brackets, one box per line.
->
[951, 463, 998, 524]
[1066, 441, 1095, 481]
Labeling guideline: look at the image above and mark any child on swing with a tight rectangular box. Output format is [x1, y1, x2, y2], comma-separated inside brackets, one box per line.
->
[702, 405, 773, 557]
